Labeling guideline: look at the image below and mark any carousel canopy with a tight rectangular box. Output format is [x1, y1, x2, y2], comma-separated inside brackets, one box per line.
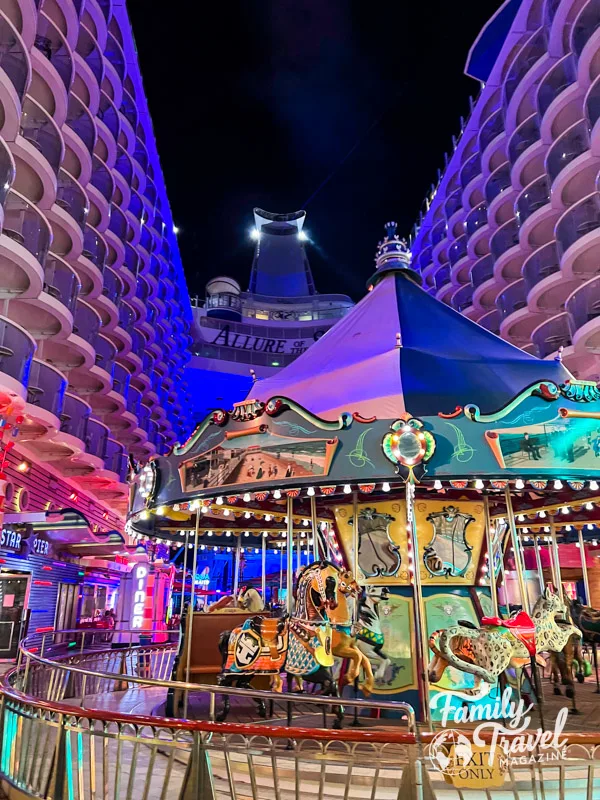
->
[250, 228, 572, 420]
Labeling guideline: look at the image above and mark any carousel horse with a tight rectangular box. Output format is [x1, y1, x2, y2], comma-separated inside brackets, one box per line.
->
[549, 630, 585, 700]
[217, 560, 345, 727]
[355, 586, 393, 684]
[567, 598, 600, 693]
[428, 588, 580, 701]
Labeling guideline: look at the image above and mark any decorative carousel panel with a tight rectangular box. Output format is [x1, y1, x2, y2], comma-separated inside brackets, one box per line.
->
[414, 499, 485, 585]
[333, 500, 410, 585]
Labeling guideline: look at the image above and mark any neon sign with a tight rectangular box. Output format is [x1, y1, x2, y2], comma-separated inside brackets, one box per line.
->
[131, 564, 148, 629]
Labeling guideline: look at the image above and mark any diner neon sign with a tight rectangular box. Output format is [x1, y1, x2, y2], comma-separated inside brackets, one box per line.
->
[131, 564, 148, 629]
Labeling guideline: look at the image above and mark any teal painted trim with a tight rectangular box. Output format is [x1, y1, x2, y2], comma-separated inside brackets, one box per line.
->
[268, 397, 353, 430]
[464, 382, 557, 423]
[173, 414, 214, 456]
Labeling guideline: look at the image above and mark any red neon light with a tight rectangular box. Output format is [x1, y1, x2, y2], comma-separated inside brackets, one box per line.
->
[0, 559, 6, 564]
[35, 626, 54, 633]
[42, 566, 52, 571]
[34, 580, 52, 587]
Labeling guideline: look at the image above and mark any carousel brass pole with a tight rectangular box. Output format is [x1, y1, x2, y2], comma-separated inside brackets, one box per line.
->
[261, 533, 267, 603]
[183, 508, 200, 718]
[533, 535, 545, 596]
[546, 531, 558, 590]
[180, 530, 189, 616]
[310, 495, 319, 561]
[578, 528, 591, 604]
[483, 494, 499, 618]
[504, 487, 530, 614]
[406, 483, 431, 728]
[233, 535, 241, 599]
[286, 496, 294, 614]
[352, 490, 359, 584]
[296, 526, 301, 574]
[550, 523, 563, 599]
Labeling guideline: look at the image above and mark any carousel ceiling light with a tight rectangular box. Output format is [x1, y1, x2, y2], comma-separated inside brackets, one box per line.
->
[156, 506, 166, 516]
[200, 545, 206, 551]
[474, 479, 484, 490]
[207, 531, 213, 536]
[382, 482, 391, 492]
[576, 540, 580, 547]
[140, 510, 149, 520]
[301, 532, 306, 538]
[265, 514, 272, 521]
[544, 527, 550, 533]
[515, 479, 525, 490]
[433, 480, 442, 490]
[303, 519, 309, 526]
[223, 509, 230, 516]
[538, 511, 546, 518]
[517, 514, 525, 522]
[216, 497, 224, 505]
[226, 531, 231, 536]
[307, 487, 315, 496]
[522, 527, 529, 533]
[188, 543, 193, 549]
[244, 512, 251, 519]
[179, 530, 185, 536]
[593, 537, 598, 543]
[554, 480, 563, 490]
[240, 547, 245, 553]
[255, 548, 260, 554]
[244, 532, 250, 537]
[591, 481, 599, 491]
[263, 531, 268, 537]
[343, 484, 352, 494]
[566, 525, 572, 531]
[586, 502, 594, 510]
[243, 493, 251, 502]
[201, 505, 209, 514]
[273, 490, 282, 499]
[561, 506, 569, 514]
[227, 547, 232, 552]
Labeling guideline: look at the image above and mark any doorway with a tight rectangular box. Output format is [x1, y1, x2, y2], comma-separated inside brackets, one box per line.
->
[0, 574, 29, 660]
[55, 583, 79, 635]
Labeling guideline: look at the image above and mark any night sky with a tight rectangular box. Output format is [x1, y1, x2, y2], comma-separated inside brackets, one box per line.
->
[127, 1, 497, 302]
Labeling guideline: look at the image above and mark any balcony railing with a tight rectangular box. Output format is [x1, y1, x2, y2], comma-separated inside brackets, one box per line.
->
[508, 113, 540, 165]
[85, 417, 108, 460]
[140, 225, 154, 255]
[135, 276, 150, 304]
[34, 13, 73, 93]
[0, 13, 28, 100]
[43, 254, 79, 313]
[587, 74, 600, 139]
[76, 24, 103, 84]
[431, 219, 447, 246]
[104, 438, 127, 480]
[459, 151, 481, 189]
[108, 203, 128, 241]
[115, 146, 133, 184]
[26, 359, 66, 416]
[566, 275, 600, 335]
[102, 266, 122, 306]
[0, 135, 15, 207]
[133, 139, 149, 173]
[145, 178, 157, 208]
[124, 243, 140, 277]
[82, 225, 107, 272]
[485, 162, 511, 204]
[112, 361, 130, 397]
[56, 169, 88, 231]
[490, 218, 519, 261]
[556, 191, 600, 256]
[544, 0, 561, 25]
[0, 315, 34, 385]
[515, 174, 550, 225]
[142, 351, 155, 374]
[118, 301, 135, 333]
[73, 300, 100, 347]
[418, 245, 433, 272]
[497, 278, 528, 319]
[120, 89, 137, 130]
[127, 385, 142, 417]
[104, 31, 125, 82]
[98, 91, 120, 140]
[448, 235, 468, 266]
[479, 108, 504, 153]
[444, 187, 462, 219]
[478, 308, 501, 334]
[3, 190, 51, 266]
[66, 94, 96, 155]
[504, 28, 547, 106]
[59, 393, 89, 440]
[538, 54, 577, 118]
[20, 96, 63, 174]
[470, 253, 494, 286]
[434, 265, 450, 291]
[95, 334, 116, 377]
[546, 119, 591, 184]
[522, 241, 560, 294]
[571, 0, 600, 59]
[128, 189, 144, 226]
[90, 155, 114, 202]
[465, 202, 487, 236]
[452, 283, 474, 311]
[532, 313, 571, 358]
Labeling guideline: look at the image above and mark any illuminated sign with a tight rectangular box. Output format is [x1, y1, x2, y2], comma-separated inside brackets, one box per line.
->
[131, 564, 148, 629]
[32, 537, 49, 556]
[206, 324, 324, 356]
[0, 528, 22, 553]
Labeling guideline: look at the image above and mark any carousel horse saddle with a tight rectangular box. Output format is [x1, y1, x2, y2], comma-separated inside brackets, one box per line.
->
[480, 610, 537, 656]
[249, 615, 285, 642]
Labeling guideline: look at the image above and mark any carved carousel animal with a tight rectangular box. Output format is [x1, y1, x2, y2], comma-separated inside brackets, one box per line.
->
[355, 586, 393, 684]
[428, 588, 581, 702]
[549, 630, 585, 702]
[217, 560, 348, 727]
[567, 598, 600, 692]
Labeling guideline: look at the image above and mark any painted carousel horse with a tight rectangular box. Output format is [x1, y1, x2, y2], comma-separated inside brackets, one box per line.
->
[549, 630, 585, 700]
[355, 586, 393, 684]
[567, 598, 600, 692]
[428, 588, 580, 701]
[217, 560, 346, 727]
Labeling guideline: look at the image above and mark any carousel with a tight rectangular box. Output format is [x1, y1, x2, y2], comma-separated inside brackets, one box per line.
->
[127, 224, 600, 726]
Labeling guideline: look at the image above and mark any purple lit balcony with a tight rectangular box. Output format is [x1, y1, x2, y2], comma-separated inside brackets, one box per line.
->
[66, 95, 96, 156]
[587, 76, 600, 132]
[124, 244, 140, 277]
[538, 55, 577, 117]
[148, 256, 160, 282]
[434, 265, 450, 291]
[82, 225, 107, 272]
[418, 245, 433, 272]
[459, 152, 481, 189]
[112, 362, 130, 397]
[572, 0, 600, 59]
[95, 335, 116, 377]
[522, 241, 560, 294]
[105, 437, 126, 478]
[128, 190, 144, 224]
[452, 283, 474, 312]
[160, 238, 170, 260]
[444, 188, 462, 219]
[60, 393, 90, 440]
[0, 315, 34, 386]
[76, 25, 103, 84]
[485, 163, 511, 205]
[448, 235, 467, 266]
[556, 192, 600, 256]
[479, 108, 504, 153]
[130, 329, 145, 358]
[127, 385, 142, 417]
[546, 120, 591, 184]
[97, 0, 111, 23]
[532, 313, 571, 358]
[0, 14, 28, 100]
[102, 266, 122, 306]
[566, 276, 600, 334]
[34, 13, 73, 93]
[504, 29, 547, 106]
[120, 89, 138, 131]
[144, 178, 157, 208]
[133, 140, 149, 173]
[98, 91, 120, 140]
[115, 146, 133, 184]
[135, 277, 150, 304]
[73, 299, 100, 347]
[4, 190, 51, 266]
[508, 114, 540, 165]
[515, 175, 550, 225]
[43, 254, 80, 313]
[0, 137, 15, 206]
[496, 278, 527, 319]
[142, 351, 154, 375]
[27, 359, 66, 416]
[85, 417, 108, 460]
[545, 0, 560, 25]
[90, 156, 114, 203]
[105, 31, 125, 82]
[138, 402, 150, 429]
[479, 308, 501, 334]
[20, 96, 63, 175]
[108, 204, 128, 241]
[470, 254, 494, 286]
[118, 301, 135, 334]
[56, 169, 88, 231]
[431, 219, 447, 246]
[465, 203, 487, 236]
[490, 219, 519, 261]
[146, 303, 158, 328]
